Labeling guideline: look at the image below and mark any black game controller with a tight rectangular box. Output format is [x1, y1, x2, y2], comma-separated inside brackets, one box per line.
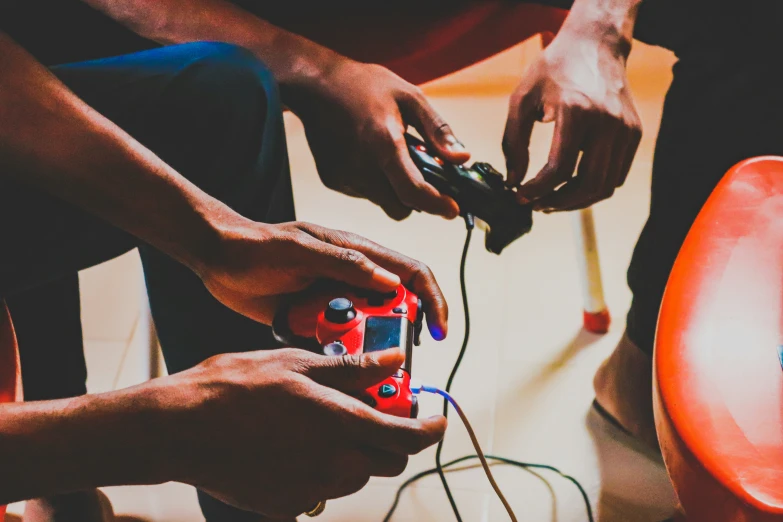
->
[406, 133, 533, 254]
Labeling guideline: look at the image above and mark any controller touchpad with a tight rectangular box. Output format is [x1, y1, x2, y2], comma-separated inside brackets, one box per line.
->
[364, 316, 410, 353]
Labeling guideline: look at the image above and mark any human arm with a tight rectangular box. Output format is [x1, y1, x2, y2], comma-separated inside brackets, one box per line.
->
[0, 33, 448, 334]
[0, 347, 446, 517]
[82, 0, 471, 219]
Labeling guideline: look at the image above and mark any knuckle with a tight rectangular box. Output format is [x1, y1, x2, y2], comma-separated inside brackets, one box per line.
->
[417, 261, 435, 281]
[338, 248, 368, 267]
[294, 221, 318, 235]
[407, 85, 426, 102]
[278, 350, 312, 374]
[545, 161, 572, 181]
[359, 352, 382, 372]
[433, 122, 452, 140]
[274, 230, 303, 250]
[337, 353, 365, 381]
[565, 93, 594, 113]
[396, 185, 421, 209]
[376, 130, 401, 159]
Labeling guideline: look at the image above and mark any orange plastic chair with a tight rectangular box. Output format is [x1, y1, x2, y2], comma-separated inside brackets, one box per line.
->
[655, 157, 783, 521]
[0, 300, 22, 520]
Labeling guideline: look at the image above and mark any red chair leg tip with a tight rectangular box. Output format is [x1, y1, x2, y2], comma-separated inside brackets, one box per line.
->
[583, 308, 611, 334]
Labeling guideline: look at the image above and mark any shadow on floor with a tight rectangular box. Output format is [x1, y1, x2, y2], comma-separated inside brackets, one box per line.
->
[507, 327, 606, 404]
[585, 406, 678, 522]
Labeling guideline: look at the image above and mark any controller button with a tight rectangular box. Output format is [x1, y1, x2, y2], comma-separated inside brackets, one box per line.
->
[434, 157, 444, 166]
[323, 342, 347, 356]
[415, 144, 427, 153]
[411, 396, 419, 419]
[393, 306, 407, 314]
[367, 289, 396, 307]
[325, 298, 356, 324]
[378, 383, 397, 398]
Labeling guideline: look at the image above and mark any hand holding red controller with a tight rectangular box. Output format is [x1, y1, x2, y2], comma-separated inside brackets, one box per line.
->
[273, 283, 423, 418]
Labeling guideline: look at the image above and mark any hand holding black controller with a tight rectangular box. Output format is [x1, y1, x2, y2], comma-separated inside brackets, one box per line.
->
[406, 133, 533, 254]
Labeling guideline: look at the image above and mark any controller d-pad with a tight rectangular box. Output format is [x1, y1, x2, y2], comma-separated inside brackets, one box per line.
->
[378, 383, 397, 398]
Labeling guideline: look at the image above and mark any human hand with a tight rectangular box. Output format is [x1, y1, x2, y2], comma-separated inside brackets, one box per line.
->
[198, 219, 448, 339]
[503, 20, 642, 212]
[287, 59, 470, 220]
[170, 347, 447, 518]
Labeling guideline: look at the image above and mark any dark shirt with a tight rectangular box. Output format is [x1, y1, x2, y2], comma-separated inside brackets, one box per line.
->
[0, 0, 687, 67]
[0, 0, 156, 65]
[1, 0, 780, 67]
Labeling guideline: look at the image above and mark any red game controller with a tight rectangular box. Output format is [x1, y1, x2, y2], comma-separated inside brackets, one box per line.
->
[273, 283, 423, 418]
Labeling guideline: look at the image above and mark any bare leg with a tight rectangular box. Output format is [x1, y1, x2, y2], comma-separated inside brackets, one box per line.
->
[592, 332, 659, 451]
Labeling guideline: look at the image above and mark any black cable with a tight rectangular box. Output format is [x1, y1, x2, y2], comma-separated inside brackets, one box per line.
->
[383, 212, 595, 522]
[433, 213, 474, 522]
[383, 455, 595, 522]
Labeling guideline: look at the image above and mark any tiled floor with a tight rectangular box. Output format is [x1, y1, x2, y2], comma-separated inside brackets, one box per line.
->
[8, 41, 679, 521]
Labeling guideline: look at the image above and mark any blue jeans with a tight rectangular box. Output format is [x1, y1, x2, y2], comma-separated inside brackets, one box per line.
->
[0, 42, 294, 521]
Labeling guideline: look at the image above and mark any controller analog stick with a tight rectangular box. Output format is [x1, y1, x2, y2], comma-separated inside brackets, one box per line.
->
[325, 298, 356, 324]
[323, 342, 348, 356]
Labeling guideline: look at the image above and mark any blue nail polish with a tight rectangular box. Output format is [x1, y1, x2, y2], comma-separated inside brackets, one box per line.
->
[429, 325, 445, 341]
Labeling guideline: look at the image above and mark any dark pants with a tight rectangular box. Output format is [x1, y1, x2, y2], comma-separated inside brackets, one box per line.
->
[0, 42, 293, 521]
[625, 20, 783, 356]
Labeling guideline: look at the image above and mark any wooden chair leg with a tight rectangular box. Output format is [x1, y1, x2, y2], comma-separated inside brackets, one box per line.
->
[573, 208, 611, 333]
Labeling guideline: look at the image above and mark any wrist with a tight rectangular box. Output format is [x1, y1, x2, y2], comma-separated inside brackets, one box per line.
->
[176, 199, 248, 279]
[134, 374, 213, 486]
[192, 210, 275, 285]
[269, 41, 352, 113]
[560, 0, 641, 58]
[238, 21, 347, 110]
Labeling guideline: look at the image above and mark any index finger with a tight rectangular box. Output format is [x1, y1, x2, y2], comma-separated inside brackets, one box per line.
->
[502, 93, 537, 187]
[299, 225, 449, 340]
[516, 107, 585, 203]
[382, 136, 460, 219]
